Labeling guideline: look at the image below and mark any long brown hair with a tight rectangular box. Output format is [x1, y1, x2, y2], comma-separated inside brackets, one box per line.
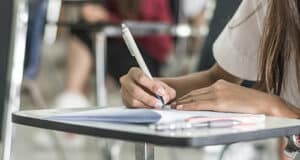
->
[259, 0, 300, 95]
[116, 0, 141, 19]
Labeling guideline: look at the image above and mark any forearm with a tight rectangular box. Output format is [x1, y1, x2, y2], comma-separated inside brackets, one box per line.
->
[246, 83, 298, 118]
[159, 70, 215, 98]
[159, 64, 242, 98]
[261, 94, 300, 119]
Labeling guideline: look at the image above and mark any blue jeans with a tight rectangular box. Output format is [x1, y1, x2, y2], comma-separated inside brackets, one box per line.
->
[24, 0, 48, 80]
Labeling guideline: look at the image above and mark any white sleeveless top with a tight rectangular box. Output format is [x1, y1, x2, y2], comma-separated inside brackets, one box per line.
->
[213, 0, 300, 107]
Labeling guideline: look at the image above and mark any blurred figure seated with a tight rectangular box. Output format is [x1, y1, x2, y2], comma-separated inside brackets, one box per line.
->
[54, 0, 174, 108]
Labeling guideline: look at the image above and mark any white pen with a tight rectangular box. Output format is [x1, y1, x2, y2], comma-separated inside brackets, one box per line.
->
[121, 23, 165, 108]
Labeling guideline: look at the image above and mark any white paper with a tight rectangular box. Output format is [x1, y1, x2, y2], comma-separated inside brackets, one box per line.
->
[48, 106, 265, 124]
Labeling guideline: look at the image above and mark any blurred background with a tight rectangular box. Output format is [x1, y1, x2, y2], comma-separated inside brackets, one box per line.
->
[0, 0, 279, 160]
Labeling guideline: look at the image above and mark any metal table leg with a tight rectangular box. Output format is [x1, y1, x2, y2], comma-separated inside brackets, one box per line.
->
[135, 143, 154, 160]
[95, 31, 107, 107]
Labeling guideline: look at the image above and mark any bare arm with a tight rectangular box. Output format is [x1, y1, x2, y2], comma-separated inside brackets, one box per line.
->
[166, 65, 300, 119]
[160, 64, 242, 98]
[120, 63, 300, 120]
[119, 63, 241, 108]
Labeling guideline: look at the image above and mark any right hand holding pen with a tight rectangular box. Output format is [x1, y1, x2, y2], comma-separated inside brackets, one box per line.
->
[120, 67, 176, 109]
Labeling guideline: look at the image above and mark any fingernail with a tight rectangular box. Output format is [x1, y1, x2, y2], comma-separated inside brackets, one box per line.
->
[176, 105, 183, 110]
[155, 101, 163, 108]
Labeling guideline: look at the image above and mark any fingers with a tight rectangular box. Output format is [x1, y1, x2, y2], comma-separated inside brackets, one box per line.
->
[120, 67, 177, 108]
[177, 86, 213, 101]
[173, 80, 236, 111]
[120, 75, 163, 108]
[120, 87, 154, 109]
[128, 68, 166, 97]
[176, 100, 217, 111]
[174, 93, 217, 111]
[176, 93, 216, 105]
[126, 67, 176, 104]
[173, 85, 217, 111]
[158, 82, 176, 104]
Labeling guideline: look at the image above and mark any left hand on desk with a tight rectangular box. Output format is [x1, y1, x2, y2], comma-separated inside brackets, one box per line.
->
[172, 80, 275, 114]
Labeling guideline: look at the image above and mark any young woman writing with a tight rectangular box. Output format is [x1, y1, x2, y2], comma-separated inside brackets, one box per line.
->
[120, 0, 300, 159]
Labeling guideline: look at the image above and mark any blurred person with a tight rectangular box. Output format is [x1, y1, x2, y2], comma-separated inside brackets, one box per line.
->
[182, 0, 207, 19]
[182, 0, 207, 55]
[54, 0, 174, 107]
[119, 0, 300, 160]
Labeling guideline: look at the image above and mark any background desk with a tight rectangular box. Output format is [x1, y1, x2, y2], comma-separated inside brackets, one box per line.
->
[13, 107, 300, 160]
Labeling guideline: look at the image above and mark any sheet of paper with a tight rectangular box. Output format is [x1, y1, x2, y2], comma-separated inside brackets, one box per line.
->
[47, 106, 265, 124]
[48, 107, 161, 124]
